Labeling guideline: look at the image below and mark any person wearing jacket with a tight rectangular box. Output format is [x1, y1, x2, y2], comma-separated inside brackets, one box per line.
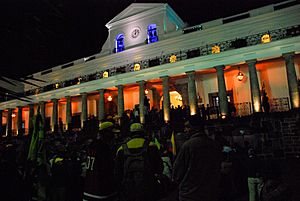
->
[173, 115, 222, 201]
[83, 121, 118, 201]
[115, 123, 163, 201]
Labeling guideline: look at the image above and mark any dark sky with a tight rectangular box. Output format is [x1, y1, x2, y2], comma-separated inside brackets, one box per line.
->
[0, 0, 285, 78]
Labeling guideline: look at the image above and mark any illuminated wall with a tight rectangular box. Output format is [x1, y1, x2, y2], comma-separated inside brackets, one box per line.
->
[88, 94, 98, 117]
[22, 109, 29, 132]
[58, 101, 66, 124]
[124, 87, 139, 110]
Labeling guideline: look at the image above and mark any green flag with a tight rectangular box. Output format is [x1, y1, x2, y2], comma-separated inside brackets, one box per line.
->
[27, 111, 46, 165]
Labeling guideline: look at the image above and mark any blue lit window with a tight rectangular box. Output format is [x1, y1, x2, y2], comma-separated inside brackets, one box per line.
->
[115, 34, 125, 53]
[147, 24, 158, 44]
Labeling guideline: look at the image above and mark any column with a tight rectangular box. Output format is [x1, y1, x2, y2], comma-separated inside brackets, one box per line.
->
[39, 101, 45, 121]
[6, 108, 12, 137]
[151, 88, 160, 110]
[283, 53, 300, 109]
[215, 65, 229, 117]
[247, 60, 262, 112]
[28, 104, 34, 135]
[66, 96, 72, 130]
[98, 89, 105, 121]
[117, 85, 124, 116]
[138, 81, 145, 124]
[81, 93, 88, 129]
[52, 98, 58, 132]
[161, 76, 170, 122]
[186, 71, 198, 115]
[0, 110, 2, 135]
[17, 106, 23, 136]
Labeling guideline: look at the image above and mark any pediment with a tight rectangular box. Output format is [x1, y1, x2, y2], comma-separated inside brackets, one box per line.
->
[106, 3, 165, 27]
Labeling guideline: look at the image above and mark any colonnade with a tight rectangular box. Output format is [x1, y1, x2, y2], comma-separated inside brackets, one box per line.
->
[1, 53, 299, 136]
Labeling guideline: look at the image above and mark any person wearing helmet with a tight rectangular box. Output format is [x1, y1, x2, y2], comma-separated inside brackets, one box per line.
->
[83, 121, 118, 201]
[115, 122, 163, 201]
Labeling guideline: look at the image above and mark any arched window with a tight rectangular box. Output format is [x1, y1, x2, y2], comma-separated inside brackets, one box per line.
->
[115, 34, 125, 53]
[147, 24, 158, 44]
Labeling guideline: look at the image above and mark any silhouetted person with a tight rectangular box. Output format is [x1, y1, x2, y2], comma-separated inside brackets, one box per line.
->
[173, 115, 222, 201]
[262, 92, 270, 113]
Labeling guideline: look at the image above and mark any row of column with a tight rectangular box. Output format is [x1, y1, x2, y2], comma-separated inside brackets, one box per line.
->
[1, 53, 299, 136]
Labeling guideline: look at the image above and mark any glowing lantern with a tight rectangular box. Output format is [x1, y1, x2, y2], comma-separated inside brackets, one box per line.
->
[236, 67, 244, 81]
[103, 71, 109, 78]
[134, 63, 141, 71]
[212, 45, 220, 54]
[144, 89, 149, 95]
[261, 34, 271, 44]
[11, 113, 16, 118]
[55, 83, 60, 89]
[169, 55, 177, 63]
[107, 95, 112, 101]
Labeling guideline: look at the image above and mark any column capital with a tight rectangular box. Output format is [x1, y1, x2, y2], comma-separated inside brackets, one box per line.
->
[51, 98, 58, 102]
[160, 75, 169, 79]
[117, 84, 124, 89]
[185, 70, 195, 75]
[246, 59, 257, 65]
[137, 80, 145, 84]
[214, 65, 225, 71]
[98, 89, 105, 93]
[282, 52, 295, 58]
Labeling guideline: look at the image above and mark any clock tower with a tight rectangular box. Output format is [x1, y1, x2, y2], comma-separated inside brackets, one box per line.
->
[100, 3, 185, 55]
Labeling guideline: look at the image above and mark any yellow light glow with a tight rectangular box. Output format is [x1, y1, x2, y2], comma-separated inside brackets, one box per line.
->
[292, 93, 299, 108]
[237, 72, 244, 81]
[103, 71, 109, 78]
[107, 95, 112, 101]
[261, 34, 271, 44]
[212, 45, 220, 54]
[134, 63, 141, 71]
[190, 108, 196, 115]
[169, 55, 177, 63]
[253, 100, 261, 112]
[55, 83, 59, 88]
[11, 113, 16, 118]
[77, 77, 82, 85]
[144, 89, 149, 95]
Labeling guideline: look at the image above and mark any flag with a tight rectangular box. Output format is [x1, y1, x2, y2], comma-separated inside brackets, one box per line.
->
[170, 131, 176, 156]
[27, 111, 46, 165]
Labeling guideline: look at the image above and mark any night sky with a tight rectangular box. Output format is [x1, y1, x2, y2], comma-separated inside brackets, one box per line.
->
[0, 0, 286, 79]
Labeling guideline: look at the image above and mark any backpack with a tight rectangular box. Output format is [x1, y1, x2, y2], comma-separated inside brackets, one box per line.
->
[121, 140, 155, 200]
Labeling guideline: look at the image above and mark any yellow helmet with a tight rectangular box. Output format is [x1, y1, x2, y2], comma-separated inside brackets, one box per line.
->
[99, 121, 113, 131]
[130, 123, 144, 132]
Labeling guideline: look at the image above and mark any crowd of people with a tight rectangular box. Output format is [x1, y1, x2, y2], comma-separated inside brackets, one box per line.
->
[0, 104, 293, 201]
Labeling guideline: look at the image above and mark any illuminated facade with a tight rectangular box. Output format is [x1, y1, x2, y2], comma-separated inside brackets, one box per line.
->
[0, 1, 300, 136]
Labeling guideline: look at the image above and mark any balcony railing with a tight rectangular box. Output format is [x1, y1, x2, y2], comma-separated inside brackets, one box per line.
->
[270, 97, 290, 112]
[234, 102, 252, 117]
[22, 24, 300, 97]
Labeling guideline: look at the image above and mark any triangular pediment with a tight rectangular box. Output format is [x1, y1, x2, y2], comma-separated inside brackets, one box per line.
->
[106, 3, 165, 27]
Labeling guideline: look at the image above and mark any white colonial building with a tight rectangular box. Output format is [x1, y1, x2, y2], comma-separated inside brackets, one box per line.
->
[1, 1, 300, 136]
